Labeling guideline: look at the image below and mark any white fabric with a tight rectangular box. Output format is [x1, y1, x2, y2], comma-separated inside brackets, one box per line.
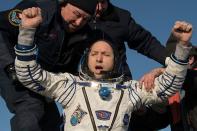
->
[15, 42, 190, 131]
[15, 61, 187, 130]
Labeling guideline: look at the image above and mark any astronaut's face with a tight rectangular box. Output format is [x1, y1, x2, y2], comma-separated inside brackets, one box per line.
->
[61, 3, 91, 32]
[88, 40, 114, 79]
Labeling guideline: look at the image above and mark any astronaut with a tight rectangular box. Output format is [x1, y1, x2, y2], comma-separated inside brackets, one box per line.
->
[14, 7, 192, 131]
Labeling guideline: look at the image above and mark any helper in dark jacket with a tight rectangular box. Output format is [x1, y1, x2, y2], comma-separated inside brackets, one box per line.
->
[0, 0, 97, 130]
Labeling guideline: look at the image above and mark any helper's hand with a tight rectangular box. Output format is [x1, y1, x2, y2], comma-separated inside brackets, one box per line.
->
[172, 21, 192, 46]
[139, 68, 165, 91]
[19, 7, 42, 28]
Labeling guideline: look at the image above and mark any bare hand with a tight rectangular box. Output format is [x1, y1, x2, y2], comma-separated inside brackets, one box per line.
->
[172, 21, 192, 46]
[19, 7, 42, 28]
[139, 68, 165, 91]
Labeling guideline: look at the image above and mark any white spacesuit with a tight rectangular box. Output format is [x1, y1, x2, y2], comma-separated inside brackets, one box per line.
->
[15, 27, 191, 131]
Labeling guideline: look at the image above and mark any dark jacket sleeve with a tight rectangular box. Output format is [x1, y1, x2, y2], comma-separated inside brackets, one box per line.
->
[0, 0, 38, 69]
[125, 12, 166, 65]
[0, 32, 14, 69]
[165, 33, 179, 57]
[184, 69, 197, 92]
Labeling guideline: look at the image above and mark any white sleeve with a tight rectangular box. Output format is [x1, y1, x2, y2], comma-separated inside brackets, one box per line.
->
[15, 28, 76, 107]
[128, 43, 191, 110]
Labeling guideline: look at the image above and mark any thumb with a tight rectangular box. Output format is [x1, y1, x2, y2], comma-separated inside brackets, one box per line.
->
[139, 76, 144, 89]
[19, 13, 22, 19]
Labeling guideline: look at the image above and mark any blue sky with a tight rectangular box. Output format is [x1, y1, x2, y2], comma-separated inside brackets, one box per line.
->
[1, 0, 197, 131]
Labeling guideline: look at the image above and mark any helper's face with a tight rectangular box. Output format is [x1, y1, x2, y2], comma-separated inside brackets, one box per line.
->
[95, 0, 108, 17]
[61, 3, 91, 32]
[88, 40, 114, 79]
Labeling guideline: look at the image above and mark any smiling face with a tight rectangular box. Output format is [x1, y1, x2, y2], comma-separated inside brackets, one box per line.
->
[61, 3, 91, 32]
[88, 40, 114, 79]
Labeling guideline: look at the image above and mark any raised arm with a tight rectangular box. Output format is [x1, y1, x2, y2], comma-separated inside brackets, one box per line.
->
[15, 7, 76, 107]
[129, 21, 192, 108]
[153, 21, 192, 100]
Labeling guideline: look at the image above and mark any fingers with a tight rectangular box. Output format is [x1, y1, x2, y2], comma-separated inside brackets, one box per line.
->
[174, 21, 192, 32]
[172, 21, 193, 45]
[22, 7, 41, 18]
[144, 77, 154, 91]
[139, 73, 154, 91]
[20, 7, 42, 28]
[19, 13, 22, 19]
[139, 76, 144, 89]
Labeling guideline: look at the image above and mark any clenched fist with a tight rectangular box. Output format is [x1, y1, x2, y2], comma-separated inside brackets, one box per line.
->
[19, 7, 42, 28]
[172, 21, 192, 46]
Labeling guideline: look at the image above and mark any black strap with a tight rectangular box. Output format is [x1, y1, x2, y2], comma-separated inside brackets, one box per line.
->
[82, 87, 97, 131]
[108, 90, 124, 131]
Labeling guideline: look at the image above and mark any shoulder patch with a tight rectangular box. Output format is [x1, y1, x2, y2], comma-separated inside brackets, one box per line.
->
[8, 9, 22, 26]
[70, 105, 87, 126]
